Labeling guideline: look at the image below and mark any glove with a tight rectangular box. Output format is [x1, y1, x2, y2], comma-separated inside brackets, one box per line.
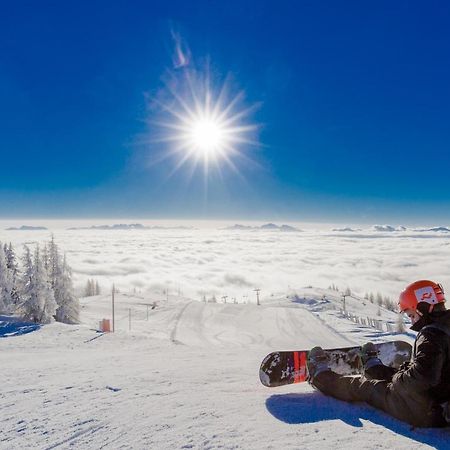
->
[397, 361, 411, 372]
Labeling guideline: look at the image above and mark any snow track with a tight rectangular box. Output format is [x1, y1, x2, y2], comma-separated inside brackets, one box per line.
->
[169, 301, 352, 350]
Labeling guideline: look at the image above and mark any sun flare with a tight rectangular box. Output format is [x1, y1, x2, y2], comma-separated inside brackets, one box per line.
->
[189, 119, 224, 154]
[151, 69, 259, 179]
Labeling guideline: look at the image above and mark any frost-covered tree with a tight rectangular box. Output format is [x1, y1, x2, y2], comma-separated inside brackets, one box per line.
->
[41, 243, 49, 273]
[0, 244, 14, 313]
[21, 245, 57, 324]
[376, 292, 383, 306]
[46, 237, 79, 324]
[84, 279, 99, 297]
[4, 242, 20, 307]
[54, 255, 80, 324]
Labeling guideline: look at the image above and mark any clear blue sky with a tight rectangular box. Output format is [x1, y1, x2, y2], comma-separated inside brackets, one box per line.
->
[1, 1, 450, 223]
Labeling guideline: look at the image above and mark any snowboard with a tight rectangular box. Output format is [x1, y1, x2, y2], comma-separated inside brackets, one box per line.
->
[259, 340, 412, 388]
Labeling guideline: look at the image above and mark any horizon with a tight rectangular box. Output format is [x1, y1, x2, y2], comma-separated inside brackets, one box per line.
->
[2, 217, 450, 229]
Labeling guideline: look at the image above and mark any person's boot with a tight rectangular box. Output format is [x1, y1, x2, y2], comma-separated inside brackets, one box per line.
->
[360, 342, 383, 370]
[307, 346, 330, 381]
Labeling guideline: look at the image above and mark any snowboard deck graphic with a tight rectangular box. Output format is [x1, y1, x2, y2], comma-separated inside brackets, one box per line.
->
[259, 340, 412, 387]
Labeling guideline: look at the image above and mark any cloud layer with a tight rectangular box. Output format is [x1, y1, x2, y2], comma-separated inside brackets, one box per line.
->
[2, 226, 450, 302]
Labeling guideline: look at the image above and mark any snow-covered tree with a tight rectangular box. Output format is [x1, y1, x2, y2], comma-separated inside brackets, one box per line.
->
[21, 245, 57, 324]
[54, 255, 80, 324]
[47, 237, 79, 324]
[84, 279, 93, 297]
[0, 244, 14, 313]
[84, 279, 100, 297]
[376, 292, 383, 306]
[4, 242, 20, 307]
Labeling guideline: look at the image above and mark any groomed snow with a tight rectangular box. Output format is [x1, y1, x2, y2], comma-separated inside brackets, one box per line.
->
[2, 289, 449, 449]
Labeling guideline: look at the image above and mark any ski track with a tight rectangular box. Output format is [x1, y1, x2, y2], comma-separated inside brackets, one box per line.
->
[1, 291, 448, 449]
[170, 301, 194, 343]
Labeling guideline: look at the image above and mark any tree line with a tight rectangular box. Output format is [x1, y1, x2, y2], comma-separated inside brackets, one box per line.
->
[0, 237, 80, 324]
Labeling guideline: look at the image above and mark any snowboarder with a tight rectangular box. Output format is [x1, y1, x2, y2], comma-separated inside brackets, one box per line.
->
[307, 280, 450, 428]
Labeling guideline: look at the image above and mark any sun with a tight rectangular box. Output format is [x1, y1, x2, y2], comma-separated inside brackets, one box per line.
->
[189, 119, 224, 155]
[150, 68, 259, 179]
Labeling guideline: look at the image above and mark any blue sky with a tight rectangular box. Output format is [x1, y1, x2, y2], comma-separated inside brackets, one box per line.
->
[1, 1, 450, 223]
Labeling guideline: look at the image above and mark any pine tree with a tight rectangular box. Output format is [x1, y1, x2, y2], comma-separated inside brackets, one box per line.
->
[47, 237, 80, 324]
[4, 242, 20, 307]
[84, 279, 96, 296]
[0, 244, 14, 313]
[376, 292, 383, 306]
[21, 245, 57, 323]
[95, 280, 100, 295]
[42, 243, 49, 273]
[19, 245, 33, 317]
[47, 235, 59, 289]
[54, 255, 80, 324]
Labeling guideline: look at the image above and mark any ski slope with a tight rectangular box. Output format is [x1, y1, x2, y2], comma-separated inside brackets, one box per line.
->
[1, 290, 448, 449]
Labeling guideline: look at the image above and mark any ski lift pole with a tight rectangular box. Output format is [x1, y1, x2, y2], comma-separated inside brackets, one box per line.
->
[254, 288, 261, 306]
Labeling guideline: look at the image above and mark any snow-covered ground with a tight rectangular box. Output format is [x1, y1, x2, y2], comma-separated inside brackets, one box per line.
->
[2, 288, 449, 449]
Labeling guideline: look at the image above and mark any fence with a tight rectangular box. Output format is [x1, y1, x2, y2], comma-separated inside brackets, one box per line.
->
[340, 310, 404, 333]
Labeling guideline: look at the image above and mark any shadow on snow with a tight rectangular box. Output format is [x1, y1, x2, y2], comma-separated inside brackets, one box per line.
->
[266, 392, 450, 449]
[0, 315, 40, 338]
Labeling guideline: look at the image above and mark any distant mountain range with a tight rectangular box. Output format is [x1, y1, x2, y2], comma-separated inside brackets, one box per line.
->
[332, 225, 450, 233]
[67, 223, 194, 230]
[6, 226, 48, 231]
[226, 223, 300, 232]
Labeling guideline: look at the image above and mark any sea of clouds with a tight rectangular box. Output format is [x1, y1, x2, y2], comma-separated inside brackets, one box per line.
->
[2, 221, 450, 302]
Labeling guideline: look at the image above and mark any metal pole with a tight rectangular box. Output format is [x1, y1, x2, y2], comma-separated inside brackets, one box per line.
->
[112, 284, 115, 332]
[254, 288, 260, 306]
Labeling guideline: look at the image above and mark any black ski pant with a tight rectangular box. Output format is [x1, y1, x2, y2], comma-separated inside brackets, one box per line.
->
[312, 365, 446, 428]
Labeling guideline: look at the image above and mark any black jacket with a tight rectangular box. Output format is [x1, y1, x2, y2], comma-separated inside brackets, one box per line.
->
[391, 310, 450, 421]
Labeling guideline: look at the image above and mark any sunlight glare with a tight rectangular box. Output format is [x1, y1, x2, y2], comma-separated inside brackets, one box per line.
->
[189, 119, 224, 154]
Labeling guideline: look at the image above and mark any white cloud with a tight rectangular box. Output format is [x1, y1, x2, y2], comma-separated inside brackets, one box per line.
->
[2, 225, 450, 302]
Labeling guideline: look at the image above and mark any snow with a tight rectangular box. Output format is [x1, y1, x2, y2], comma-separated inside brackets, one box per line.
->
[2, 288, 449, 449]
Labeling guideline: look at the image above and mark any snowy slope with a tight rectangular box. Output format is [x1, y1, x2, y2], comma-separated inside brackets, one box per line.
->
[1, 290, 449, 449]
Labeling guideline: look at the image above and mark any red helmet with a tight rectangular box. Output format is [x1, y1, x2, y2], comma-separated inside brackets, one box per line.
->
[398, 280, 445, 313]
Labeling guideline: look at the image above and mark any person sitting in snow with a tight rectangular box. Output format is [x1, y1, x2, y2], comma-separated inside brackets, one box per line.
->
[307, 280, 450, 428]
